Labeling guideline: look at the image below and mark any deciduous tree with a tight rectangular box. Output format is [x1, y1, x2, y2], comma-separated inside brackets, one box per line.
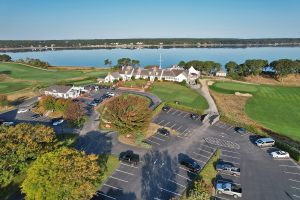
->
[101, 95, 151, 135]
[21, 147, 101, 200]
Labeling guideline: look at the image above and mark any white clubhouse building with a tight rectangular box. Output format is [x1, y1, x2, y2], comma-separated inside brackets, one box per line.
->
[104, 66, 200, 84]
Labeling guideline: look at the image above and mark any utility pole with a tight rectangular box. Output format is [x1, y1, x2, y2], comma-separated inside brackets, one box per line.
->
[159, 53, 162, 69]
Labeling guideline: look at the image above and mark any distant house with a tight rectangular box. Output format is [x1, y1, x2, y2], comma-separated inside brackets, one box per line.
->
[44, 85, 84, 99]
[215, 70, 227, 77]
[103, 65, 200, 84]
[104, 72, 121, 82]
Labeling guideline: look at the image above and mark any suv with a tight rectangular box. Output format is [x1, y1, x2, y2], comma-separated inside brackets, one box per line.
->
[157, 128, 170, 136]
[255, 137, 275, 147]
[180, 158, 201, 173]
[216, 180, 242, 199]
[162, 106, 170, 112]
[119, 150, 140, 165]
[216, 160, 240, 176]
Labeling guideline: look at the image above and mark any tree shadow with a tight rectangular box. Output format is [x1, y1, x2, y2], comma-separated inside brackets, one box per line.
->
[0, 181, 24, 200]
[141, 150, 179, 200]
[10, 96, 27, 106]
[0, 70, 11, 75]
[92, 190, 137, 200]
[74, 131, 113, 155]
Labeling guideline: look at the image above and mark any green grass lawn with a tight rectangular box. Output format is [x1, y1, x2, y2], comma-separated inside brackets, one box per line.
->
[149, 82, 208, 113]
[210, 81, 300, 141]
[0, 82, 33, 94]
[209, 81, 258, 94]
[98, 155, 119, 186]
[0, 62, 109, 94]
[123, 79, 148, 88]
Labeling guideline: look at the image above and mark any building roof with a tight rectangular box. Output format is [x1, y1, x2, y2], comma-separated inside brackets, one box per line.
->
[110, 72, 121, 78]
[45, 85, 72, 93]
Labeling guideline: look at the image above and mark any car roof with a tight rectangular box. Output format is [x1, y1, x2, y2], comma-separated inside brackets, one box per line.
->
[257, 137, 274, 142]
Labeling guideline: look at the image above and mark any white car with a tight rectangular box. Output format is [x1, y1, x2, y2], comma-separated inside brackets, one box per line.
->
[52, 119, 64, 126]
[2, 121, 14, 126]
[106, 92, 115, 96]
[270, 150, 290, 159]
[17, 108, 28, 113]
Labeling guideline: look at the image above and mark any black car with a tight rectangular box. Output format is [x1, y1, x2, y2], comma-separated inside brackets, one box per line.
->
[31, 114, 42, 119]
[180, 158, 201, 173]
[235, 127, 246, 134]
[190, 113, 199, 120]
[119, 150, 140, 165]
[94, 98, 101, 104]
[157, 128, 170, 136]
[162, 106, 170, 112]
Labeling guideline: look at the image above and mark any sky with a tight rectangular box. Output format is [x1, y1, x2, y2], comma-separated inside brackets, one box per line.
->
[1, 0, 300, 40]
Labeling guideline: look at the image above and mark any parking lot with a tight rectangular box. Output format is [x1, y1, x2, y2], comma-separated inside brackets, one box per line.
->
[153, 108, 203, 138]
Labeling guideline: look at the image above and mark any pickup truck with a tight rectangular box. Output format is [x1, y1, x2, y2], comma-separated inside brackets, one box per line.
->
[119, 150, 140, 165]
[216, 160, 240, 176]
[216, 181, 242, 199]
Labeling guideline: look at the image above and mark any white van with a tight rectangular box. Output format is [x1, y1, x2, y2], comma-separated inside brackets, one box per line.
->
[255, 138, 275, 147]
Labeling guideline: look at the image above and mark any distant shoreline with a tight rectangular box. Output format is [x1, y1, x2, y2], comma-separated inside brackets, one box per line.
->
[1, 43, 300, 53]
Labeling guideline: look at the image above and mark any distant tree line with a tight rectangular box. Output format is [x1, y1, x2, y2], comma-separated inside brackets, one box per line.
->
[1, 38, 300, 48]
[104, 58, 140, 70]
[178, 60, 221, 74]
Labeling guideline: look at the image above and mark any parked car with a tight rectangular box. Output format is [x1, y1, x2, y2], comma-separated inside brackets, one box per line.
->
[1, 121, 14, 126]
[52, 118, 64, 126]
[157, 128, 170, 136]
[17, 108, 28, 113]
[89, 101, 97, 106]
[119, 150, 140, 165]
[180, 158, 201, 173]
[216, 160, 240, 176]
[235, 127, 246, 134]
[106, 92, 115, 96]
[255, 137, 275, 147]
[270, 150, 290, 159]
[94, 98, 101, 104]
[190, 113, 199, 120]
[216, 180, 242, 199]
[31, 114, 42, 119]
[162, 106, 170, 112]
[200, 114, 208, 122]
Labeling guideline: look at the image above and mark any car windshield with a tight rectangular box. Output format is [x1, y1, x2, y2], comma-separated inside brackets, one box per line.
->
[192, 162, 199, 168]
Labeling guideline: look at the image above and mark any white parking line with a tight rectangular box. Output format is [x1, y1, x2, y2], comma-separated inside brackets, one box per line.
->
[184, 130, 191, 137]
[221, 154, 240, 160]
[190, 156, 206, 164]
[154, 198, 162, 200]
[291, 186, 300, 190]
[289, 179, 300, 183]
[168, 179, 186, 188]
[160, 187, 181, 196]
[103, 183, 123, 191]
[193, 151, 210, 159]
[293, 194, 300, 199]
[164, 122, 171, 126]
[175, 173, 192, 181]
[221, 149, 240, 154]
[120, 162, 139, 169]
[116, 169, 135, 176]
[178, 166, 198, 175]
[183, 113, 189, 118]
[97, 192, 116, 200]
[146, 138, 160, 145]
[158, 120, 165, 125]
[170, 123, 177, 129]
[200, 144, 215, 150]
[198, 148, 214, 154]
[172, 110, 179, 115]
[152, 135, 166, 141]
[176, 125, 183, 131]
[222, 159, 240, 166]
[167, 109, 173, 113]
[110, 176, 128, 182]
[283, 171, 300, 176]
[226, 126, 233, 130]
[177, 112, 184, 116]
[279, 164, 300, 168]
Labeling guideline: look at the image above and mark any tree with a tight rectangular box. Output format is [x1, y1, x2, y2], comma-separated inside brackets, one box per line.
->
[104, 59, 112, 68]
[178, 60, 186, 67]
[243, 59, 268, 76]
[225, 61, 238, 76]
[0, 54, 12, 62]
[270, 59, 295, 81]
[131, 59, 140, 67]
[0, 94, 8, 107]
[101, 95, 151, 135]
[64, 101, 85, 121]
[41, 96, 56, 110]
[21, 147, 101, 200]
[0, 124, 57, 186]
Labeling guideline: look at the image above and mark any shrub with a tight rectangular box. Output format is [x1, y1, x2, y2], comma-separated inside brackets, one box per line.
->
[276, 140, 300, 162]
[0, 94, 8, 107]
